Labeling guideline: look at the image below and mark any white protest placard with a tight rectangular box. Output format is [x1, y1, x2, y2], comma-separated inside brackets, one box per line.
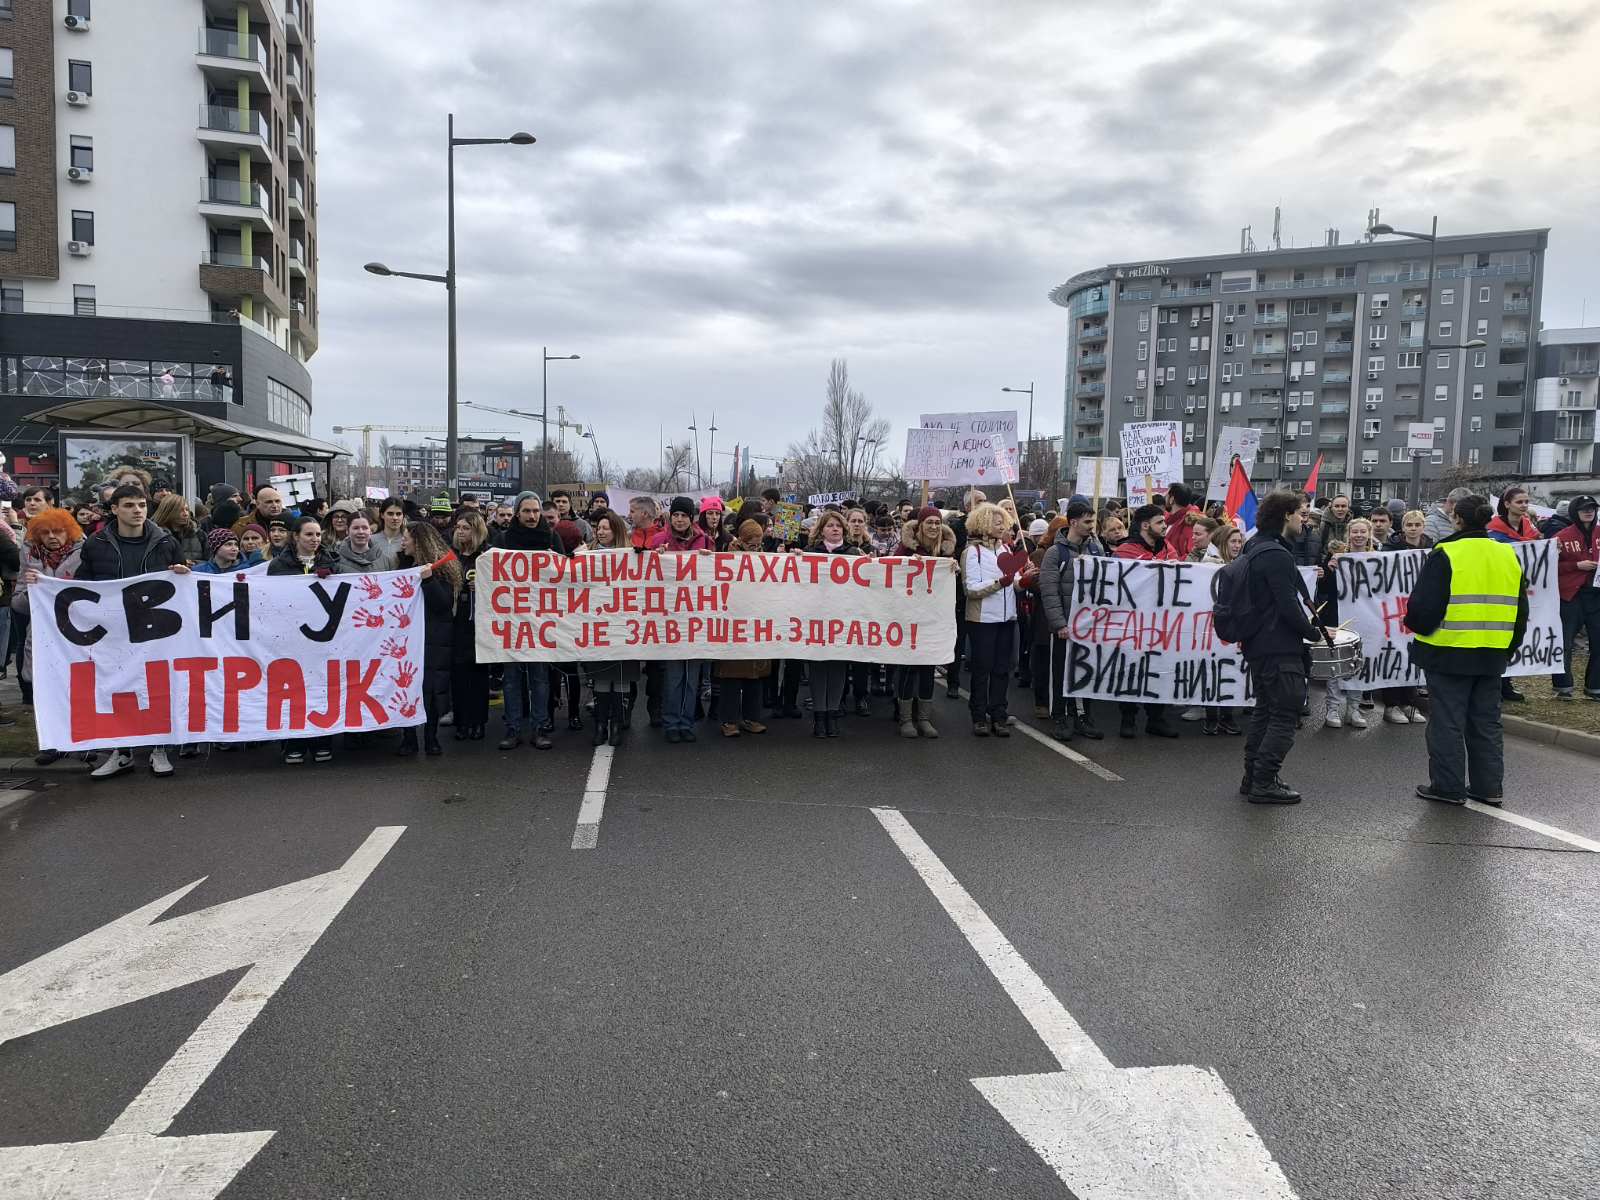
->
[904, 428, 953, 482]
[1119, 422, 1182, 505]
[364, 485, 388, 501]
[920, 410, 1020, 485]
[269, 471, 315, 505]
[1332, 540, 1561, 686]
[31, 568, 428, 750]
[1073, 456, 1120, 504]
[807, 490, 858, 507]
[1205, 427, 1263, 502]
[476, 549, 955, 665]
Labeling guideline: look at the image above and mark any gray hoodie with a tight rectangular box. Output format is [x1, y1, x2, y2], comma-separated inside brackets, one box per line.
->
[333, 537, 397, 574]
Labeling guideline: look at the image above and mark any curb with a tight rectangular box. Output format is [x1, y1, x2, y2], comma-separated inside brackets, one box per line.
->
[1503, 714, 1600, 760]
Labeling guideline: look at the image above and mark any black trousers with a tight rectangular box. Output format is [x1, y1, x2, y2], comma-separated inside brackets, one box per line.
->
[450, 661, 490, 730]
[966, 621, 1014, 722]
[895, 664, 935, 702]
[1243, 654, 1307, 787]
[718, 678, 764, 724]
[1423, 670, 1504, 797]
[1556, 591, 1600, 695]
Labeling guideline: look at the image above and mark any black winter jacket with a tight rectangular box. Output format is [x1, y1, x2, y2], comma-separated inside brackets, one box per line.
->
[1403, 530, 1529, 676]
[76, 521, 184, 581]
[1039, 531, 1106, 634]
[266, 547, 340, 576]
[1239, 534, 1319, 661]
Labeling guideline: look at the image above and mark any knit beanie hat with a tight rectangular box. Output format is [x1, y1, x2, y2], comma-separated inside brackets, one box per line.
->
[699, 496, 724, 513]
[916, 505, 942, 523]
[206, 527, 239, 557]
[670, 496, 696, 518]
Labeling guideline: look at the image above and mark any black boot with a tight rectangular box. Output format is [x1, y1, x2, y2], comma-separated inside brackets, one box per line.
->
[609, 695, 626, 747]
[812, 714, 827, 739]
[1050, 714, 1074, 743]
[825, 711, 840, 738]
[1202, 715, 1219, 735]
[1119, 709, 1137, 739]
[1074, 710, 1104, 740]
[592, 694, 610, 746]
[395, 729, 419, 757]
[424, 725, 443, 757]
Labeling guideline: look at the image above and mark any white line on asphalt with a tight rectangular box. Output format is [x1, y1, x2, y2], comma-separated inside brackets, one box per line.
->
[1465, 800, 1600, 853]
[939, 674, 1122, 782]
[571, 745, 614, 850]
[872, 806, 1299, 1199]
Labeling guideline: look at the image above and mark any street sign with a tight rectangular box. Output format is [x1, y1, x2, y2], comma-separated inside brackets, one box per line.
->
[1406, 423, 1436, 452]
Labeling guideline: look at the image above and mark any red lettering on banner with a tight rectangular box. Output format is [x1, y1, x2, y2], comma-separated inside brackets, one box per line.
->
[172, 656, 218, 733]
[753, 619, 774, 642]
[852, 558, 874, 588]
[780, 557, 802, 584]
[536, 588, 562, 616]
[674, 556, 699, 582]
[490, 585, 514, 615]
[866, 623, 882, 648]
[714, 556, 734, 583]
[758, 556, 780, 583]
[1381, 596, 1409, 640]
[307, 659, 343, 730]
[222, 656, 263, 733]
[490, 619, 512, 647]
[345, 658, 387, 727]
[268, 659, 310, 730]
[706, 618, 730, 643]
[600, 587, 638, 614]
[643, 588, 669, 615]
[885, 623, 904, 648]
[69, 660, 173, 742]
[827, 618, 845, 644]
[625, 619, 643, 645]
[639, 624, 661, 646]
[909, 624, 918, 650]
[788, 616, 804, 641]
[807, 619, 827, 645]
[490, 554, 517, 583]
[566, 588, 590, 614]
[692, 585, 720, 611]
[830, 558, 852, 585]
[665, 622, 682, 644]
[844, 620, 864, 646]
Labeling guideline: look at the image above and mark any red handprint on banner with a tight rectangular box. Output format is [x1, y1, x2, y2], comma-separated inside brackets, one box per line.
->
[390, 576, 417, 600]
[391, 661, 417, 690]
[387, 605, 412, 629]
[388, 693, 418, 720]
[351, 607, 385, 629]
[379, 636, 409, 660]
[357, 574, 383, 600]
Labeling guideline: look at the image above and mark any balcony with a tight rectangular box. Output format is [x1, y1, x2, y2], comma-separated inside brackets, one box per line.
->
[1077, 352, 1105, 369]
[1503, 297, 1530, 314]
[1255, 312, 1286, 326]
[1078, 324, 1107, 344]
[1555, 425, 1594, 443]
[289, 239, 308, 276]
[1400, 304, 1427, 318]
[1159, 286, 1212, 300]
[1323, 370, 1351, 384]
[1250, 365, 1283, 376]
[1254, 430, 1281, 448]
[1251, 343, 1280, 355]
[1325, 311, 1354, 326]
[196, 28, 270, 88]
[1558, 361, 1599, 377]
[286, 58, 305, 102]
[288, 176, 307, 219]
[1500, 330, 1528, 346]
[1399, 336, 1424, 349]
[1075, 381, 1105, 397]
[1077, 296, 1109, 318]
[1077, 438, 1104, 453]
[284, 0, 304, 43]
[1318, 432, 1346, 445]
[199, 176, 272, 230]
[198, 104, 269, 152]
[1368, 270, 1430, 285]
[1074, 409, 1103, 424]
[1320, 339, 1351, 355]
[291, 299, 318, 354]
[1319, 402, 1350, 416]
[199, 250, 288, 317]
[287, 119, 305, 161]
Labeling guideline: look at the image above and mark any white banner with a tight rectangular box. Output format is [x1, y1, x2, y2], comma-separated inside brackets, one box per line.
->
[1119, 422, 1182, 505]
[32, 568, 428, 750]
[807, 490, 858, 506]
[1063, 556, 1318, 705]
[1205, 427, 1262, 502]
[1332, 541, 1562, 686]
[475, 549, 956, 664]
[920, 410, 1020, 485]
[1073, 456, 1120, 504]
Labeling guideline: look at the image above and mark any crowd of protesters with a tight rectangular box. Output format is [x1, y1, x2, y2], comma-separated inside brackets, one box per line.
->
[1, 463, 1594, 795]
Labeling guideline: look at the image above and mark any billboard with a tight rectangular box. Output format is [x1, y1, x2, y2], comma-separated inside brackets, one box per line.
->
[455, 439, 524, 501]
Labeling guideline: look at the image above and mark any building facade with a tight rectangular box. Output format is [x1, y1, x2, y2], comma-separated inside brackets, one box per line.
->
[0, 0, 319, 489]
[1530, 327, 1599, 480]
[1050, 228, 1548, 502]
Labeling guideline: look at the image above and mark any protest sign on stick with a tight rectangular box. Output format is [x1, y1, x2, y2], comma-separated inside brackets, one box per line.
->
[1119, 422, 1181, 506]
[475, 549, 956, 664]
[1073, 456, 1120, 510]
[32, 569, 428, 750]
[920, 411, 1020, 486]
[904, 428, 952, 485]
[1204, 428, 1263, 503]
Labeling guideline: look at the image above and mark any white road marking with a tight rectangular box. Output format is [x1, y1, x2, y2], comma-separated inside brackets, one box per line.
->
[940, 673, 1122, 782]
[0, 825, 405, 1199]
[571, 744, 614, 850]
[872, 806, 1297, 1199]
[1464, 800, 1600, 852]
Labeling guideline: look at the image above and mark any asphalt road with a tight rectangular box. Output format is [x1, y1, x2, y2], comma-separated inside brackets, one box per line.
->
[2, 680, 1597, 1199]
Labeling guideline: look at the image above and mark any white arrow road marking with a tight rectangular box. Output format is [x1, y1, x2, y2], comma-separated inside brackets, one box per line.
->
[872, 807, 1297, 1199]
[0, 825, 405, 1199]
[571, 745, 614, 850]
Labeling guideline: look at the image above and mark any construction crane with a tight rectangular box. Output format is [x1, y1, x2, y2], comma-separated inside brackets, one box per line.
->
[330, 423, 513, 472]
[461, 400, 588, 450]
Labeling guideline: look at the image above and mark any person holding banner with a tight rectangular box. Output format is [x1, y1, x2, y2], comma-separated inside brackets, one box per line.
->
[1038, 501, 1106, 744]
[12, 506, 84, 757]
[393, 521, 459, 759]
[579, 512, 641, 746]
[1162, 483, 1204, 560]
[1316, 518, 1376, 730]
[1404, 495, 1528, 806]
[1112, 505, 1180, 739]
[713, 521, 772, 739]
[1553, 495, 1600, 701]
[498, 491, 560, 752]
[888, 506, 955, 738]
[961, 503, 1019, 737]
[449, 512, 493, 743]
[1377, 514, 1433, 724]
[805, 510, 864, 738]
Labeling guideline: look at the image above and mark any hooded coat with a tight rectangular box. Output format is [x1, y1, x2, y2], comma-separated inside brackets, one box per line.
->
[332, 537, 399, 574]
[76, 520, 184, 581]
[1555, 496, 1599, 602]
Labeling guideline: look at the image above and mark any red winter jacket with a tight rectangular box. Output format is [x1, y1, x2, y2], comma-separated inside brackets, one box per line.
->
[1114, 536, 1176, 562]
[1555, 518, 1599, 601]
[1486, 514, 1540, 542]
[1163, 504, 1201, 559]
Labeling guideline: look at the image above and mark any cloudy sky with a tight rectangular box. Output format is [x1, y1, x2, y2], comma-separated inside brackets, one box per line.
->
[311, 0, 1600, 480]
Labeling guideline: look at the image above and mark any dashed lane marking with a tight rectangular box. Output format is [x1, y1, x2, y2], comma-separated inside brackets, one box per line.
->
[571, 745, 614, 850]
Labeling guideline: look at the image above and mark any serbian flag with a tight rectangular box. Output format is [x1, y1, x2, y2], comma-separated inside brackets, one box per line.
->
[1304, 452, 1324, 499]
[1224, 458, 1257, 534]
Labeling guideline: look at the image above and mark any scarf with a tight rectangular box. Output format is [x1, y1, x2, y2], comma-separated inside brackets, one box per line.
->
[823, 533, 843, 551]
[35, 540, 77, 572]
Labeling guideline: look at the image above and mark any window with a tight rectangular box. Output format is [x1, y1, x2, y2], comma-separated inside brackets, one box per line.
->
[1361, 450, 1379, 466]
[1474, 318, 1487, 336]
[70, 135, 92, 170]
[1390, 447, 1408, 464]
[1467, 448, 1480, 466]
[1365, 387, 1383, 405]
[1435, 384, 1449, 402]
[1165, 365, 1177, 383]
[1568, 389, 1584, 407]
[1188, 336, 1198, 352]
[67, 0, 90, 15]
[1436, 353, 1450, 370]
[72, 284, 95, 316]
[68, 60, 92, 95]
[1469, 415, 1482, 432]
[1472, 350, 1486, 367]
[1, 285, 20, 313]
[1363, 418, 1381, 436]
[1198, 364, 1208, 380]
[1472, 384, 1484, 401]
[1304, 330, 1318, 346]
[1137, 340, 1147, 362]
[1138, 311, 1149, 332]
[1478, 286, 1490, 302]
[1434, 416, 1446, 433]
[1187, 367, 1198, 385]
[0, 125, 12, 174]
[0, 200, 14, 250]
[1367, 356, 1385, 373]
[267, 378, 310, 432]
[1440, 289, 1454, 305]
[0, 0, 11, 18]
[0, 49, 12, 99]
[1397, 351, 1421, 368]
[70, 209, 94, 244]
[1200, 335, 1210, 351]
[1438, 321, 1453, 339]
[1370, 326, 1387, 342]
[1135, 369, 1147, 389]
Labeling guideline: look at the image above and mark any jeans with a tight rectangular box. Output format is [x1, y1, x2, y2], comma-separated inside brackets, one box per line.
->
[808, 661, 848, 714]
[662, 660, 699, 732]
[966, 621, 1014, 723]
[1244, 654, 1308, 787]
[1554, 591, 1600, 695]
[502, 662, 550, 736]
[1423, 670, 1504, 797]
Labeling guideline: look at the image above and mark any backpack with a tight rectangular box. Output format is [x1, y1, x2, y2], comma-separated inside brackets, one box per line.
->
[1211, 550, 1267, 645]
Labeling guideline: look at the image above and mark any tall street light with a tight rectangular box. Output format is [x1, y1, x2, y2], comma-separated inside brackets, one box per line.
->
[542, 347, 580, 494]
[1406, 338, 1488, 505]
[366, 115, 535, 499]
[1369, 216, 1440, 501]
[1002, 383, 1035, 487]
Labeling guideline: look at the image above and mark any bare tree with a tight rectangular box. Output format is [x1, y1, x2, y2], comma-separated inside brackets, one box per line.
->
[786, 359, 891, 497]
[620, 442, 696, 493]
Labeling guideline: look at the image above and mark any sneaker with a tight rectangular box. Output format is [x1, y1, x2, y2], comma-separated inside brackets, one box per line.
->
[90, 749, 134, 779]
[1502, 685, 1527, 703]
[1404, 706, 1427, 725]
[439, 711, 455, 727]
[313, 748, 333, 763]
[283, 749, 306, 765]
[990, 721, 1011, 738]
[1467, 789, 1504, 807]
[720, 722, 741, 738]
[972, 721, 991, 737]
[533, 733, 553, 750]
[497, 734, 521, 751]
[1179, 706, 1205, 722]
[1248, 780, 1302, 805]
[1555, 689, 1575, 701]
[1345, 702, 1369, 729]
[740, 721, 768, 734]
[149, 748, 174, 777]
[1416, 782, 1466, 805]
[1384, 706, 1410, 725]
[1324, 706, 1343, 729]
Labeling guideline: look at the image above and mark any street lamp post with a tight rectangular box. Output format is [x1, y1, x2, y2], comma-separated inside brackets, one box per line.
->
[542, 347, 580, 495]
[1369, 216, 1439, 505]
[1407, 338, 1489, 505]
[366, 115, 534, 500]
[1002, 383, 1035, 487]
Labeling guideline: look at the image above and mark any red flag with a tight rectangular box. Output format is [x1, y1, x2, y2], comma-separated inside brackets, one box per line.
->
[1304, 453, 1324, 499]
[1223, 458, 1252, 520]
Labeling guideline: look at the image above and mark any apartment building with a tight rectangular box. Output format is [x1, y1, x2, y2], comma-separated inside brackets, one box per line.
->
[1530, 327, 1600, 480]
[1049, 228, 1549, 502]
[0, 0, 322, 488]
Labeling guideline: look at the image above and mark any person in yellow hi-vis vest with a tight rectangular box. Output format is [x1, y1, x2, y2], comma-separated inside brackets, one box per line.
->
[1403, 494, 1529, 806]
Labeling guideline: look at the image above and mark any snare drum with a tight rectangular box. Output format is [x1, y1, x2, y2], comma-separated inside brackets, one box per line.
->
[1307, 629, 1364, 681]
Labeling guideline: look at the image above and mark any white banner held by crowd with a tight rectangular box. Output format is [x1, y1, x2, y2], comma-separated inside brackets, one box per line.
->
[1119, 422, 1182, 505]
[32, 568, 428, 750]
[1332, 541, 1562, 686]
[807, 490, 858, 507]
[475, 549, 956, 665]
[920, 410, 1020, 485]
[1205, 427, 1263, 502]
